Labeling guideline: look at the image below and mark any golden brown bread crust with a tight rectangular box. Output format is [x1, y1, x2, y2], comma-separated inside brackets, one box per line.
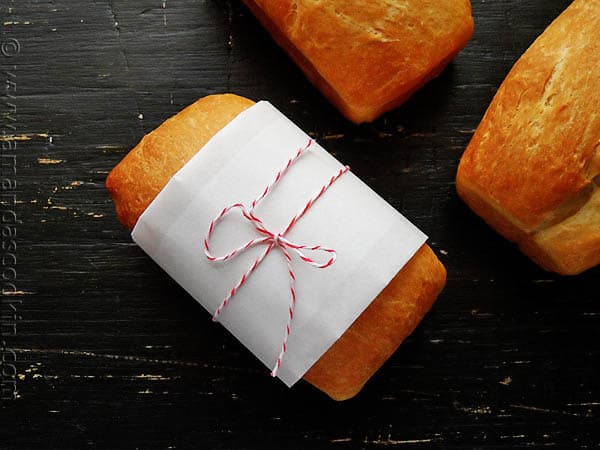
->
[304, 244, 445, 400]
[106, 94, 255, 230]
[241, 0, 474, 123]
[456, 0, 600, 275]
[107, 94, 446, 400]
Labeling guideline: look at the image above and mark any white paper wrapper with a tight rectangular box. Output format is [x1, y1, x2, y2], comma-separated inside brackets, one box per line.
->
[132, 101, 427, 386]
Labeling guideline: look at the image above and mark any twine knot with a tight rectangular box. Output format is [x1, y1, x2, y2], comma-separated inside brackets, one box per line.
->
[203, 139, 349, 376]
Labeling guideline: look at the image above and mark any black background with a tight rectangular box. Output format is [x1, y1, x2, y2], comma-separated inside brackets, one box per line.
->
[1, 0, 599, 448]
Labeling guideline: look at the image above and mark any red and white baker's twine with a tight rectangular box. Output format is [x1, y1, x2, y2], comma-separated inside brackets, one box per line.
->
[203, 139, 350, 377]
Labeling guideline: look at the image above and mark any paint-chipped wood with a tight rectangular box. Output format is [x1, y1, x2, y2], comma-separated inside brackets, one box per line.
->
[1, 0, 599, 448]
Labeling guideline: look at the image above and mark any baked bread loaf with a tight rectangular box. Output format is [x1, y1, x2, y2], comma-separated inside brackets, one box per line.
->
[106, 94, 447, 400]
[241, 0, 474, 123]
[456, 0, 600, 275]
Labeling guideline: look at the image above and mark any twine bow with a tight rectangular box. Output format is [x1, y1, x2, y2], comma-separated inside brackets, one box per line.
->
[203, 139, 350, 376]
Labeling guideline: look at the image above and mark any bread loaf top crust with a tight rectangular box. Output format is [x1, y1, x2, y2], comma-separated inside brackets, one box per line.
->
[106, 94, 255, 230]
[244, 0, 473, 123]
[458, 0, 600, 232]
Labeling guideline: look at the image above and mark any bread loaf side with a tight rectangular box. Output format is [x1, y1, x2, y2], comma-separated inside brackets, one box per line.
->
[242, 0, 474, 123]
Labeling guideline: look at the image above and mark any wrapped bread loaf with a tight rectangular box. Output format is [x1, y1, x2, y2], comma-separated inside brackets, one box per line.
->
[456, 0, 600, 275]
[106, 94, 446, 400]
[241, 0, 474, 123]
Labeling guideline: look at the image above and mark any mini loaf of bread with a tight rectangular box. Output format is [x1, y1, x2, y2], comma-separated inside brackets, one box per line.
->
[456, 0, 600, 275]
[106, 93, 447, 400]
[241, 0, 474, 123]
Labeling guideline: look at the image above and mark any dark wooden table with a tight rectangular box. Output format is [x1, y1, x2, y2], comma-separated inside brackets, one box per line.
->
[1, 0, 598, 448]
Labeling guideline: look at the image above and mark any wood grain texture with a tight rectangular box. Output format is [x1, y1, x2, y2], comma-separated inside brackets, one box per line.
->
[0, 0, 599, 449]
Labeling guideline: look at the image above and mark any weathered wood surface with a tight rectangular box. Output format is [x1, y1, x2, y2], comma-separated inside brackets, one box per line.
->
[1, 0, 598, 448]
